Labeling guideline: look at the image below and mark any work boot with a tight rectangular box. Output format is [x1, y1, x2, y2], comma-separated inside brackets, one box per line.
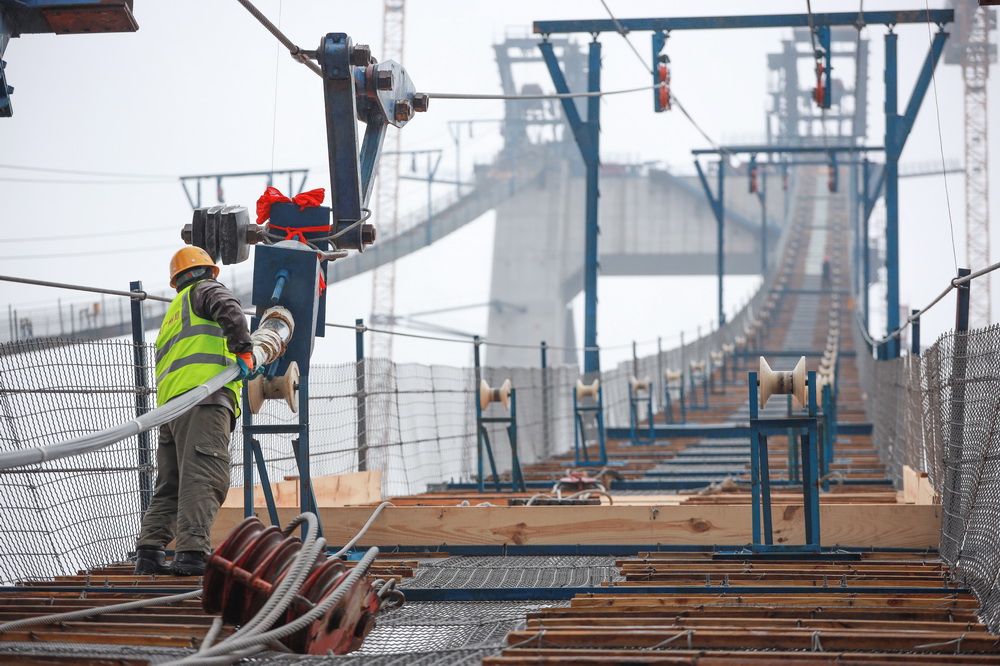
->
[170, 551, 208, 577]
[134, 546, 171, 575]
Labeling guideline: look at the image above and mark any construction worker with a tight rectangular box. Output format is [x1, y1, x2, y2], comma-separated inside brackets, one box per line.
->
[134, 247, 255, 576]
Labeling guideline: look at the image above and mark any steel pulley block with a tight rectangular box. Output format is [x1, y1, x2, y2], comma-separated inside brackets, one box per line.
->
[218, 205, 252, 265]
[202, 517, 285, 622]
[182, 205, 263, 265]
[283, 559, 382, 655]
[203, 516, 392, 655]
[242, 534, 306, 620]
[555, 472, 602, 493]
[203, 517, 266, 614]
[220, 524, 285, 625]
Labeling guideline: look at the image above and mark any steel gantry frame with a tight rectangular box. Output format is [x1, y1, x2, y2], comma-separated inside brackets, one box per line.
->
[533, 9, 953, 364]
[693, 145, 883, 329]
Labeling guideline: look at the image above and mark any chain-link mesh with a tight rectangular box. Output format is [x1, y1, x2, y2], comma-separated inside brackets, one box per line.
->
[1, 288, 782, 587]
[856, 320, 1000, 633]
[0, 338, 153, 584]
[402, 555, 619, 589]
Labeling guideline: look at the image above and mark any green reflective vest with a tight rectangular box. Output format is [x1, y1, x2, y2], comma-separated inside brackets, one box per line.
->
[155, 282, 242, 416]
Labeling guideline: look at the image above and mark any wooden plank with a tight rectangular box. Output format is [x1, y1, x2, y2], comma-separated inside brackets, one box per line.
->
[212, 503, 941, 549]
[503, 628, 1000, 652]
[0, 656, 150, 666]
[222, 470, 382, 508]
[0, 630, 199, 648]
[485, 648, 1000, 664]
[524, 617, 984, 632]
[902, 464, 920, 504]
[568, 595, 978, 609]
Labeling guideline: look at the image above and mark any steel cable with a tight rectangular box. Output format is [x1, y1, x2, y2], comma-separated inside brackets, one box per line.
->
[0, 589, 202, 634]
[234, 0, 323, 77]
[0, 366, 240, 469]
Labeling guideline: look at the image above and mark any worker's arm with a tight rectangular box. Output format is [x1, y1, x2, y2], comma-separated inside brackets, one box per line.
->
[190, 280, 252, 355]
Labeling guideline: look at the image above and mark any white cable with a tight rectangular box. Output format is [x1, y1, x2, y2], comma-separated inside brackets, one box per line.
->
[0, 366, 240, 469]
[329, 501, 393, 558]
[0, 590, 202, 634]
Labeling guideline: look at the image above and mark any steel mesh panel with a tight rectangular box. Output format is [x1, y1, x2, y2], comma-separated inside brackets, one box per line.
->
[403, 555, 619, 588]
[249, 646, 502, 665]
[856, 321, 1000, 633]
[0, 642, 193, 665]
[0, 339, 152, 584]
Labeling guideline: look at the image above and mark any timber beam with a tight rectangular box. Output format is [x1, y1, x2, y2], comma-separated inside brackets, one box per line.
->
[213, 503, 940, 550]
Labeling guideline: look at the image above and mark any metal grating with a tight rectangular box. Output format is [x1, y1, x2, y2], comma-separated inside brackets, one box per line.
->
[402, 556, 621, 589]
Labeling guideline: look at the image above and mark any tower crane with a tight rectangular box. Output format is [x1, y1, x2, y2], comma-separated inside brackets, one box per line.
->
[948, 0, 995, 327]
[369, 0, 406, 359]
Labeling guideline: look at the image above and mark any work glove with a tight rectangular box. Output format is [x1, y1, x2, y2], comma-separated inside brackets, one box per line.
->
[236, 352, 255, 381]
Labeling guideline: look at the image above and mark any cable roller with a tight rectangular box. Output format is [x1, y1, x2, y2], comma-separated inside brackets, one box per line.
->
[735, 335, 747, 350]
[575, 378, 600, 400]
[722, 343, 735, 356]
[690, 359, 706, 373]
[664, 369, 682, 383]
[758, 355, 807, 409]
[248, 361, 300, 414]
[710, 350, 723, 364]
[630, 376, 651, 394]
[479, 378, 512, 411]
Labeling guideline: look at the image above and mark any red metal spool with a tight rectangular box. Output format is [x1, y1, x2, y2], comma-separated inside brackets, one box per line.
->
[203, 517, 266, 615]
[201, 516, 392, 655]
[220, 525, 284, 624]
[283, 559, 381, 655]
[242, 535, 302, 621]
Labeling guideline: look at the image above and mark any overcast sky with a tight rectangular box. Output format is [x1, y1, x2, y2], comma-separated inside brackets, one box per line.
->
[0, 1, 993, 369]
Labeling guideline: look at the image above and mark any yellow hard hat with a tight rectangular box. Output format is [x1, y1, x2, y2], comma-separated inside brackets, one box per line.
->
[169, 247, 219, 288]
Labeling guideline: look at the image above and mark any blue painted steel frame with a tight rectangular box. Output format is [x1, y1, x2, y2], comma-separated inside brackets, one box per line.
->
[628, 384, 655, 445]
[473, 366, 501, 494]
[606, 421, 870, 440]
[694, 159, 726, 326]
[747, 371, 821, 551]
[477, 391, 527, 493]
[539, 39, 602, 373]
[573, 383, 608, 466]
[882, 28, 948, 358]
[534, 11, 953, 35]
[0, 9, 10, 117]
[531, 10, 952, 369]
[664, 376, 686, 424]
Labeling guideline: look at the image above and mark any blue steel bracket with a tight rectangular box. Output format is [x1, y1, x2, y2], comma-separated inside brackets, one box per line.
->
[651, 31, 669, 113]
[252, 241, 321, 376]
[0, 0, 139, 118]
[320, 32, 426, 237]
[748, 371, 821, 551]
[573, 385, 608, 467]
[813, 25, 832, 109]
[0, 9, 10, 117]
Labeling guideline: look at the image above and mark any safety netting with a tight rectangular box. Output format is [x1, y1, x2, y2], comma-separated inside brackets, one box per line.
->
[0, 338, 153, 583]
[0, 287, 764, 585]
[856, 319, 1000, 633]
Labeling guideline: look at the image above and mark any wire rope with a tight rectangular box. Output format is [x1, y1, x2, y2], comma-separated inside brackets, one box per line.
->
[923, 0, 959, 272]
[0, 365, 240, 469]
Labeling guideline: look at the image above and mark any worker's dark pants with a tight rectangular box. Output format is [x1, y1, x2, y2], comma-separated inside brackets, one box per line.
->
[136, 405, 232, 554]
